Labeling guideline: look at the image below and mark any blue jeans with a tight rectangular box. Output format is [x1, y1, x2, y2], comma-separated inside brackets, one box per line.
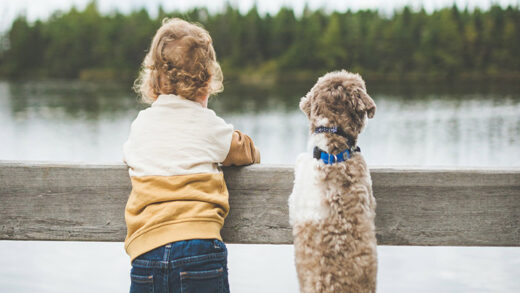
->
[130, 239, 230, 293]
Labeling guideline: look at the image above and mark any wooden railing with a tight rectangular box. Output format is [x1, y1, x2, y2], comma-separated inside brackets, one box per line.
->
[1, 161, 519, 246]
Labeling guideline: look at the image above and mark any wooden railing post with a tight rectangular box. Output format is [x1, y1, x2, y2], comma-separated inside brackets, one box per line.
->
[1, 161, 519, 246]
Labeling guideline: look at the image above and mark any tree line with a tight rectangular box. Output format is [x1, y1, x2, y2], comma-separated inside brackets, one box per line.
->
[1, 2, 519, 83]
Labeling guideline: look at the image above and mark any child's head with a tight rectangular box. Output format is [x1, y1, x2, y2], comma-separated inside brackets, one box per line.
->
[134, 18, 223, 103]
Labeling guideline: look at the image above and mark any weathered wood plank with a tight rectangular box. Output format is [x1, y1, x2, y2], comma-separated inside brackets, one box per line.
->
[0, 161, 519, 246]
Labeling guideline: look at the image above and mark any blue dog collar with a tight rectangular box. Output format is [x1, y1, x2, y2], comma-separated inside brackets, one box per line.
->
[313, 125, 360, 164]
[313, 146, 361, 164]
[320, 149, 351, 164]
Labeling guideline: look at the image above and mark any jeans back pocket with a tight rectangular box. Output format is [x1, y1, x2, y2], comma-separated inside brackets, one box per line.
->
[180, 267, 224, 293]
[130, 273, 154, 293]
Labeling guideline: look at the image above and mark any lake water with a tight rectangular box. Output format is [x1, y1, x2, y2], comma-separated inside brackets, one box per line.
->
[0, 80, 519, 292]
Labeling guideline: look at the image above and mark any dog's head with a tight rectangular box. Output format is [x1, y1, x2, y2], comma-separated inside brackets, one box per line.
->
[300, 70, 375, 153]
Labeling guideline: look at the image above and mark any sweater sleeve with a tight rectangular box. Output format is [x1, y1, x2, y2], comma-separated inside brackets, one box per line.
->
[221, 130, 261, 166]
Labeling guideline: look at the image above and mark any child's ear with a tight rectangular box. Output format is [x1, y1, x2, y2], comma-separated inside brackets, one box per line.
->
[299, 95, 311, 119]
[356, 88, 376, 119]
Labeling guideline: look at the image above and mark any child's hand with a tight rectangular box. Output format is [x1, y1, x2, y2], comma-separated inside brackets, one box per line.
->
[253, 147, 261, 164]
[221, 130, 260, 166]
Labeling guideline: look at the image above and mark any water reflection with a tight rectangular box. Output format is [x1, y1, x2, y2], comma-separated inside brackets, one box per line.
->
[5, 80, 140, 119]
[1, 80, 519, 166]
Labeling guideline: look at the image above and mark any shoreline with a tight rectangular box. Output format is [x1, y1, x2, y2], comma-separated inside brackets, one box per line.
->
[2, 72, 520, 92]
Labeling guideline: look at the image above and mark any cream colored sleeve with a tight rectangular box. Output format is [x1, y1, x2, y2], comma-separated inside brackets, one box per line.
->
[221, 130, 261, 166]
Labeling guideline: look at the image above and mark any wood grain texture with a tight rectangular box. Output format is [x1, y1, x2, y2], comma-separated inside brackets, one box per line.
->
[1, 161, 519, 246]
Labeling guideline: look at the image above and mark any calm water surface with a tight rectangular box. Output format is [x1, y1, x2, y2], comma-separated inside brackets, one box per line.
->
[1, 81, 519, 166]
[0, 80, 519, 292]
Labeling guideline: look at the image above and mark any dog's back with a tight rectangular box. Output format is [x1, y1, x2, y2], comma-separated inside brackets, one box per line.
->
[290, 153, 377, 293]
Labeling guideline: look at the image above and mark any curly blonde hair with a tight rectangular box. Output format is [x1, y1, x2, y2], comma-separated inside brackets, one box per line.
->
[134, 18, 223, 103]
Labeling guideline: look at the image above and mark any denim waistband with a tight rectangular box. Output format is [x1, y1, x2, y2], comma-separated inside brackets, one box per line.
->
[132, 251, 227, 269]
[131, 239, 227, 269]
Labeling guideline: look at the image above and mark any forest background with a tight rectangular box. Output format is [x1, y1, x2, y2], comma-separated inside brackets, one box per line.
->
[1, 1, 519, 84]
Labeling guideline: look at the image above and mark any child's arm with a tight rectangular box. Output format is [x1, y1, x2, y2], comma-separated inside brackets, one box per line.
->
[221, 130, 260, 166]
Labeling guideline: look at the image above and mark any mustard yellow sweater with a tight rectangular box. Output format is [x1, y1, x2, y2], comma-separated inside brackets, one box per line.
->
[123, 94, 260, 262]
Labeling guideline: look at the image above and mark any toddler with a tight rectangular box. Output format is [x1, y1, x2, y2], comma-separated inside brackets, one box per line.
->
[123, 18, 260, 293]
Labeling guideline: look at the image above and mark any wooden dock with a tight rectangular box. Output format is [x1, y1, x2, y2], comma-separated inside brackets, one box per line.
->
[1, 161, 519, 246]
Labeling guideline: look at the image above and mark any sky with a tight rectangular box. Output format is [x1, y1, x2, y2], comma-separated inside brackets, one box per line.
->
[0, 0, 519, 31]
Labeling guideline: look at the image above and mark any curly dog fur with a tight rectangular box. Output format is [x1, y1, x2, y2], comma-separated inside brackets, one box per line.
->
[289, 70, 378, 293]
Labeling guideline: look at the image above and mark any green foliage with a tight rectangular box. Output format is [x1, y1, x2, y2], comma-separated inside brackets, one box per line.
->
[1, 2, 519, 82]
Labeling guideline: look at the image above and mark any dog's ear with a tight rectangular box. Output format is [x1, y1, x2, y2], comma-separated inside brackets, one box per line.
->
[356, 88, 376, 119]
[299, 95, 311, 119]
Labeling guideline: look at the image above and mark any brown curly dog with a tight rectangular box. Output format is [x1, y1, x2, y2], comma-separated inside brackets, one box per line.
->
[289, 70, 377, 293]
